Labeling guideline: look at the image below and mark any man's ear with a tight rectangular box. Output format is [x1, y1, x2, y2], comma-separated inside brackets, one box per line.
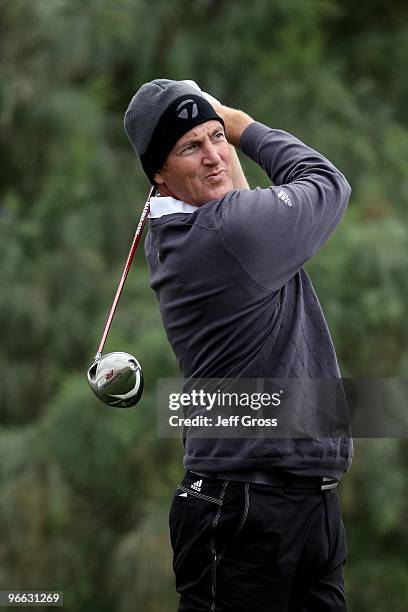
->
[154, 166, 173, 198]
[154, 171, 165, 185]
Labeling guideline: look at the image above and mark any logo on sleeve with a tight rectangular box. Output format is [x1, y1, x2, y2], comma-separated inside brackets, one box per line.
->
[278, 190, 293, 207]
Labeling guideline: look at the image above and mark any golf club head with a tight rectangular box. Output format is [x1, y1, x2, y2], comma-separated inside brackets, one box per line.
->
[87, 352, 143, 408]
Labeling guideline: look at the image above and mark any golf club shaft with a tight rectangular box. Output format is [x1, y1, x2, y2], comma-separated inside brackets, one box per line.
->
[95, 186, 155, 359]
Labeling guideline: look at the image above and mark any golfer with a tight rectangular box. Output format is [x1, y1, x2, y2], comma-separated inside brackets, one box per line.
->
[124, 79, 353, 612]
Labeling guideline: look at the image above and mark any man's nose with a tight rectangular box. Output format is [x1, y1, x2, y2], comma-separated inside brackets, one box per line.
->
[202, 141, 221, 165]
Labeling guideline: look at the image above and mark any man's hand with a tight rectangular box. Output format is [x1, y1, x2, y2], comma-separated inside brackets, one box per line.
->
[210, 103, 253, 148]
[182, 80, 253, 147]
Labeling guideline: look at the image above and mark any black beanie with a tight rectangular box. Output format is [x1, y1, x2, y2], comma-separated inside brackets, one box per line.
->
[124, 79, 224, 184]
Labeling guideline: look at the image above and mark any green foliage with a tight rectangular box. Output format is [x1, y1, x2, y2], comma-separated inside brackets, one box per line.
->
[1, 0, 407, 609]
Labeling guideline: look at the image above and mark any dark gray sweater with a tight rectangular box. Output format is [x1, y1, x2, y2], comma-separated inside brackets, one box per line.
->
[145, 122, 353, 480]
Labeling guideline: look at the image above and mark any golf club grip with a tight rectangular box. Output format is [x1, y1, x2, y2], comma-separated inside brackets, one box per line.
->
[96, 186, 155, 357]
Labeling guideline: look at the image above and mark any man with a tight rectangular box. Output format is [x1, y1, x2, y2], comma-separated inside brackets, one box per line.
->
[124, 79, 353, 612]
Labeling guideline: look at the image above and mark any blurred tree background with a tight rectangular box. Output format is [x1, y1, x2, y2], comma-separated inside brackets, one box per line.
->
[0, 0, 407, 610]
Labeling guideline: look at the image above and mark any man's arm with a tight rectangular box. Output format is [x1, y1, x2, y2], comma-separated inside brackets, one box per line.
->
[229, 145, 250, 190]
[217, 116, 351, 291]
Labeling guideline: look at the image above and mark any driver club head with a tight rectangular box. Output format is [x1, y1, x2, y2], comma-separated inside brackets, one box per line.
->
[87, 351, 143, 408]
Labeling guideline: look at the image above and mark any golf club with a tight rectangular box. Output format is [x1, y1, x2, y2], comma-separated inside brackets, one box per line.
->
[87, 186, 155, 407]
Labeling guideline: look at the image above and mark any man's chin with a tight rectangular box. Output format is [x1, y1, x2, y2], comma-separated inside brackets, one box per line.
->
[200, 179, 233, 204]
[195, 189, 229, 206]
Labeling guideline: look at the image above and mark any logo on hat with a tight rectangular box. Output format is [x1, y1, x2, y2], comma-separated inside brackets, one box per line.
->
[176, 99, 198, 120]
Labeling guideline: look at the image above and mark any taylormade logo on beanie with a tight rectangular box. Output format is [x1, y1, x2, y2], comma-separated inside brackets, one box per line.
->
[124, 79, 224, 184]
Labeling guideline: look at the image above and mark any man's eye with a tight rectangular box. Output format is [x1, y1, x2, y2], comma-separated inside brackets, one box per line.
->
[212, 132, 225, 142]
[183, 144, 197, 153]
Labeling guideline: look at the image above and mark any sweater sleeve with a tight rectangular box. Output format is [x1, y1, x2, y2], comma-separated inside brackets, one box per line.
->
[220, 122, 351, 291]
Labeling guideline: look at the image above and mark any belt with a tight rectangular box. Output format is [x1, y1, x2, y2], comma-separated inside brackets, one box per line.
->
[189, 470, 338, 491]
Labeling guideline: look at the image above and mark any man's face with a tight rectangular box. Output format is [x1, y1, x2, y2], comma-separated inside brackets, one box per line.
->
[154, 120, 233, 206]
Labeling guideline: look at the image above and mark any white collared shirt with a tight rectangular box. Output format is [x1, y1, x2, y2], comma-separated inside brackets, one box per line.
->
[149, 196, 198, 219]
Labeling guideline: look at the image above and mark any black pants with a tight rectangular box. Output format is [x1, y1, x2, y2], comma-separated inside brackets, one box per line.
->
[169, 471, 348, 612]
